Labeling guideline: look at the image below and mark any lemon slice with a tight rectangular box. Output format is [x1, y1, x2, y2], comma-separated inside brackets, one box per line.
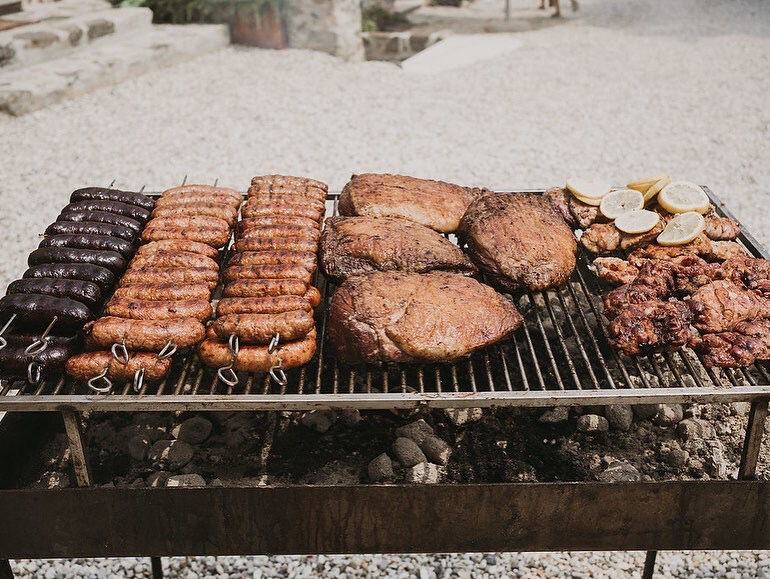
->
[643, 176, 672, 204]
[627, 175, 667, 194]
[657, 212, 705, 246]
[573, 193, 603, 207]
[614, 209, 660, 234]
[657, 181, 710, 214]
[566, 178, 612, 200]
[599, 188, 644, 219]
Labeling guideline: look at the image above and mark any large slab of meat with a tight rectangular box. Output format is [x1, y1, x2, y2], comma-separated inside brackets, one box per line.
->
[459, 192, 577, 292]
[327, 271, 522, 363]
[338, 173, 484, 233]
[320, 216, 476, 279]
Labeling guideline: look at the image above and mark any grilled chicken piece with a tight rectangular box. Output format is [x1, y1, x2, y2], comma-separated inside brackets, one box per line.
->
[608, 300, 692, 356]
[718, 256, 770, 291]
[459, 192, 577, 291]
[704, 212, 740, 241]
[688, 280, 770, 333]
[580, 223, 621, 254]
[626, 235, 746, 265]
[696, 319, 770, 367]
[594, 257, 639, 286]
[327, 271, 522, 363]
[320, 216, 476, 279]
[544, 187, 575, 227]
[339, 173, 485, 233]
[602, 261, 676, 319]
[543, 186, 601, 229]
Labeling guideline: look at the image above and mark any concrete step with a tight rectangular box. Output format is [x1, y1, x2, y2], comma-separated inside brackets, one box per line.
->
[1, 5, 153, 70]
[0, 24, 229, 115]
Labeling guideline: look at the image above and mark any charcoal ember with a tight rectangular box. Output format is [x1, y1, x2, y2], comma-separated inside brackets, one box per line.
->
[406, 462, 445, 484]
[653, 404, 684, 427]
[121, 424, 168, 444]
[418, 435, 451, 466]
[660, 441, 689, 469]
[605, 405, 633, 431]
[443, 408, 483, 427]
[172, 416, 213, 445]
[148, 439, 194, 469]
[34, 471, 71, 490]
[146, 471, 171, 487]
[338, 409, 362, 427]
[131, 412, 169, 429]
[596, 462, 641, 482]
[392, 437, 426, 468]
[576, 414, 609, 433]
[130, 478, 145, 487]
[394, 419, 434, 444]
[538, 407, 569, 424]
[632, 404, 661, 420]
[300, 410, 337, 433]
[502, 460, 537, 482]
[166, 473, 206, 487]
[676, 418, 717, 441]
[224, 414, 254, 448]
[127, 434, 151, 461]
[367, 453, 394, 482]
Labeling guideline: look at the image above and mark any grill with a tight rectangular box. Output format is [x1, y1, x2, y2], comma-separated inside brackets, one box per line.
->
[1, 186, 769, 412]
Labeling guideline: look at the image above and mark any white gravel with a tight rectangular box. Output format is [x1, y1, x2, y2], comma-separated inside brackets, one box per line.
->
[2, 0, 770, 575]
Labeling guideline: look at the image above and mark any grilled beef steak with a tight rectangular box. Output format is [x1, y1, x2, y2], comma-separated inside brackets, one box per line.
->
[327, 271, 522, 363]
[338, 173, 485, 233]
[459, 192, 577, 292]
[320, 216, 476, 279]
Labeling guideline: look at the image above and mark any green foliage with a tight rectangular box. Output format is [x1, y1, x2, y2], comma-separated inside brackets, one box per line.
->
[361, 6, 410, 32]
[117, 0, 281, 25]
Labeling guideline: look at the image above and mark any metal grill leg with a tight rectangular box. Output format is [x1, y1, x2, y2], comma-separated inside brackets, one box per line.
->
[642, 550, 657, 579]
[0, 560, 13, 579]
[151, 557, 164, 579]
[62, 409, 92, 487]
[738, 399, 769, 480]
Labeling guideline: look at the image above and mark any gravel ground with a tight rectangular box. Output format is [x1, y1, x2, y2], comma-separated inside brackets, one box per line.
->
[2, 0, 770, 576]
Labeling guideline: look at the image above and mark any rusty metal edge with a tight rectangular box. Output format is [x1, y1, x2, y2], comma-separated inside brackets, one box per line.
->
[0, 481, 768, 557]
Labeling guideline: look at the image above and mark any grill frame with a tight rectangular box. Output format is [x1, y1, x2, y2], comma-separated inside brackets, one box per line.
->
[1, 185, 770, 412]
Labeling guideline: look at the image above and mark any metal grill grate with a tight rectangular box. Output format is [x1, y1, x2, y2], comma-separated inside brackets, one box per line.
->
[1, 187, 769, 411]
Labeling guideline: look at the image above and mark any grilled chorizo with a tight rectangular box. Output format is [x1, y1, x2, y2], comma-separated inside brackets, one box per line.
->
[129, 251, 219, 271]
[112, 283, 211, 302]
[241, 202, 325, 222]
[57, 210, 142, 233]
[146, 215, 230, 231]
[216, 296, 312, 316]
[239, 225, 320, 242]
[158, 192, 241, 209]
[23, 264, 115, 292]
[238, 216, 318, 231]
[222, 278, 308, 299]
[28, 247, 126, 275]
[162, 184, 242, 203]
[0, 342, 78, 379]
[39, 234, 135, 259]
[304, 286, 321, 308]
[87, 317, 205, 350]
[198, 329, 317, 371]
[6, 278, 102, 310]
[136, 240, 219, 260]
[106, 298, 212, 321]
[46, 221, 136, 241]
[151, 205, 237, 224]
[244, 196, 325, 212]
[119, 267, 218, 289]
[0, 294, 92, 332]
[70, 187, 155, 211]
[249, 175, 328, 194]
[228, 251, 317, 271]
[141, 225, 231, 248]
[223, 265, 312, 284]
[233, 237, 319, 254]
[65, 351, 171, 382]
[64, 200, 151, 223]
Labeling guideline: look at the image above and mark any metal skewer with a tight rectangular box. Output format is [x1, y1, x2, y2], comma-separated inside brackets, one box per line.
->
[0, 314, 17, 350]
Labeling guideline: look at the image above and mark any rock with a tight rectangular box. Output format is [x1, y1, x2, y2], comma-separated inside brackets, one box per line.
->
[88, 421, 117, 449]
[576, 414, 609, 433]
[677, 418, 717, 441]
[209, 478, 224, 487]
[132, 412, 168, 429]
[633, 404, 661, 420]
[148, 439, 194, 469]
[339, 409, 362, 427]
[653, 404, 684, 427]
[300, 410, 336, 433]
[605, 405, 634, 431]
[166, 474, 206, 487]
[224, 414, 253, 448]
[406, 462, 444, 484]
[706, 441, 728, 479]
[538, 407, 569, 424]
[660, 441, 689, 468]
[36, 471, 70, 490]
[130, 477, 145, 487]
[392, 437, 427, 468]
[418, 435, 451, 466]
[367, 453, 394, 482]
[597, 462, 641, 482]
[688, 457, 706, 477]
[503, 459, 537, 482]
[172, 416, 213, 445]
[443, 408, 483, 427]
[395, 419, 434, 444]
[146, 471, 171, 487]
[127, 434, 151, 461]
[731, 402, 751, 416]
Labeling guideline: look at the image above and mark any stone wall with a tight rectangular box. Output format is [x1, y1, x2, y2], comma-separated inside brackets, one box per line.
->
[284, 0, 364, 61]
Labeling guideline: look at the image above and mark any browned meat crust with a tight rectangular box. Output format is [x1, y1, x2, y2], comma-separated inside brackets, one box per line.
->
[105, 298, 212, 322]
[339, 173, 484, 233]
[608, 300, 693, 356]
[695, 320, 770, 367]
[688, 280, 770, 333]
[66, 351, 171, 381]
[198, 329, 316, 372]
[459, 192, 576, 292]
[321, 216, 476, 279]
[210, 311, 315, 344]
[327, 271, 522, 363]
[87, 317, 206, 349]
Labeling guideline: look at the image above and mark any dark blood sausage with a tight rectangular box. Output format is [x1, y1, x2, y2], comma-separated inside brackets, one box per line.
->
[63, 200, 151, 223]
[70, 187, 155, 211]
[46, 221, 136, 242]
[28, 247, 126, 274]
[6, 278, 102, 310]
[0, 343, 78, 379]
[57, 210, 142, 234]
[66, 351, 171, 382]
[38, 234, 135, 260]
[0, 294, 92, 332]
[23, 264, 115, 293]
